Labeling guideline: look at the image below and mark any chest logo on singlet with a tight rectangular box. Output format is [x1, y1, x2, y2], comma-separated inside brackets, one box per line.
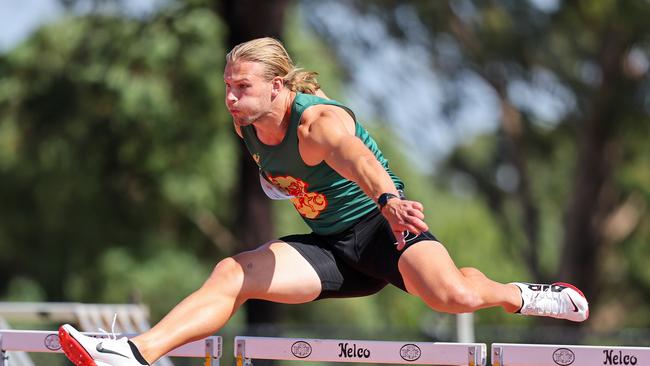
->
[268, 174, 328, 219]
[252, 153, 261, 166]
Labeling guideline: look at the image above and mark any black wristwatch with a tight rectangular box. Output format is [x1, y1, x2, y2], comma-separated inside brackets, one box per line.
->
[377, 192, 399, 211]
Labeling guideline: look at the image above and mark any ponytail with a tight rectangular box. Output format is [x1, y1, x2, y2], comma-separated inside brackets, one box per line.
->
[283, 68, 320, 94]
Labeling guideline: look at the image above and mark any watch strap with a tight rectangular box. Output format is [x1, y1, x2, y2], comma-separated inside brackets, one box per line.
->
[378, 192, 399, 210]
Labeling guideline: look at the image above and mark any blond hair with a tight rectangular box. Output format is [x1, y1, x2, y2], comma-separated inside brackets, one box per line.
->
[226, 37, 320, 94]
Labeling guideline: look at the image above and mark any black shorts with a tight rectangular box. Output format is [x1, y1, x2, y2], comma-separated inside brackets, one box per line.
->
[280, 209, 438, 300]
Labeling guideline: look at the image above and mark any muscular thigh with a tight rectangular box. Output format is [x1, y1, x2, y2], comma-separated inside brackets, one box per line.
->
[232, 241, 322, 304]
[397, 240, 463, 297]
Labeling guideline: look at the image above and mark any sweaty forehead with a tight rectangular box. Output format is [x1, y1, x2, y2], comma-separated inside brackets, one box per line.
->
[224, 60, 266, 82]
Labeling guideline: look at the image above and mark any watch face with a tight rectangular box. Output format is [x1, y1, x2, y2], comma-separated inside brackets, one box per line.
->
[379, 193, 398, 208]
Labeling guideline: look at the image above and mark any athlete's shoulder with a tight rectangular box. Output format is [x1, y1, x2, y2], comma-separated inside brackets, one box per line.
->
[301, 103, 340, 123]
[299, 108, 355, 151]
[295, 92, 355, 138]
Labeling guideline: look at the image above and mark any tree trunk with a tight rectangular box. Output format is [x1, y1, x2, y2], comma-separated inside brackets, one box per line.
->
[218, 0, 290, 358]
[560, 31, 628, 308]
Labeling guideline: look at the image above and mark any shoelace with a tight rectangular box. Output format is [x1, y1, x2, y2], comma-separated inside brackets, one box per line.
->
[98, 313, 120, 340]
[526, 288, 562, 316]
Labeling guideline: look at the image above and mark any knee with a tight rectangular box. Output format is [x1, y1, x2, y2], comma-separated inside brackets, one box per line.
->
[438, 283, 483, 313]
[203, 257, 245, 298]
[460, 267, 486, 279]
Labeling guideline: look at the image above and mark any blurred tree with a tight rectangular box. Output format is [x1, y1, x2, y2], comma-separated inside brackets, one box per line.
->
[0, 1, 236, 318]
[303, 0, 650, 329]
[214, 0, 290, 343]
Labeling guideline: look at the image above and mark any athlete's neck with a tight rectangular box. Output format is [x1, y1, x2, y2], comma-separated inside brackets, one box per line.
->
[253, 90, 294, 146]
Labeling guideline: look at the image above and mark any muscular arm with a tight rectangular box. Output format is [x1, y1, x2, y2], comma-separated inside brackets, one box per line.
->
[299, 106, 428, 248]
[302, 108, 397, 200]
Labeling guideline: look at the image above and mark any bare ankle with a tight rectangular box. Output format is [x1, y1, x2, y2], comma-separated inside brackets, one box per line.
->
[130, 337, 153, 365]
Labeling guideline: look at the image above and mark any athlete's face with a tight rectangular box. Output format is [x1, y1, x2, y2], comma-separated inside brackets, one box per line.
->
[224, 60, 274, 127]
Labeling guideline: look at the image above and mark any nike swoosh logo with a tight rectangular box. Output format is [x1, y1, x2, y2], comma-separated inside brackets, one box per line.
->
[568, 295, 579, 312]
[96, 342, 130, 358]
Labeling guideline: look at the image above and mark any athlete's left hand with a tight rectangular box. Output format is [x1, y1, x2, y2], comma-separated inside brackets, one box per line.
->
[381, 199, 428, 250]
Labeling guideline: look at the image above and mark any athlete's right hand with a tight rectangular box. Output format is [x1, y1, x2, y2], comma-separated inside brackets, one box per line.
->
[381, 199, 428, 251]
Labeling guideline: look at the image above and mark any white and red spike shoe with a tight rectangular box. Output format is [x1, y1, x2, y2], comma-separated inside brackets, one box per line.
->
[59, 324, 147, 366]
[512, 282, 589, 322]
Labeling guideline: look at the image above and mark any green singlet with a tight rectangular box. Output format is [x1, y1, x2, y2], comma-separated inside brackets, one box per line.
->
[241, 93, 404, 235]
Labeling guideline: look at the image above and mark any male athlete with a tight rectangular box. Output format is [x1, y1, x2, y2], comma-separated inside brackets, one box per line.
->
[59, 37, 588, 366]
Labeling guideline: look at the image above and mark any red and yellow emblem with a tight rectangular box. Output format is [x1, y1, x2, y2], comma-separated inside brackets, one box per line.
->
[268, 174, 327, 218]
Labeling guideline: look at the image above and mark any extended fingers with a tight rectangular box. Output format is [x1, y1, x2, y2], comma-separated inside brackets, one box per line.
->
[402, 202, 427, 231]
[384, 199, 428, 237]
[393, 216, 428, 235]
[409, 200, 424, 212]
[394, 231, 406, 251]
[407, 208, 424, 220]
[404, 217, 428, 234]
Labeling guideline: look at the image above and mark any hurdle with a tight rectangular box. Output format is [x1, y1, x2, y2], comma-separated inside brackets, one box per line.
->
[235, 336, 487, 366]
[491, 343, 650, 366]
[0, 330, 222, 366]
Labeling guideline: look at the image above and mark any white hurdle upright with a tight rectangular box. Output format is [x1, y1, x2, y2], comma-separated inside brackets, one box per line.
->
[492, 343, 650, 366]
[235, 336, 487, 366]
[0, 330, 222, 366]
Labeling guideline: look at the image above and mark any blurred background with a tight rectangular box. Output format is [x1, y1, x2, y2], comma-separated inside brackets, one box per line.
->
[1, 0, 649, 365]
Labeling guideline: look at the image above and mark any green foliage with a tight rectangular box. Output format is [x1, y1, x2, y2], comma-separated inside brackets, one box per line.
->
[4, 277, 47, 302]
[283, 6, 346, 101]
[305, 0, 650, 336]
[0, 4, 234, 304]
[96, 247, 209, 320]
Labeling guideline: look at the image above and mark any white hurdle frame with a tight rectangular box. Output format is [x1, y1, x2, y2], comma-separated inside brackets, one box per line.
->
[0, 330, 222, 366]
[492, 343, 650, 366]
[235, 336, 487, 366]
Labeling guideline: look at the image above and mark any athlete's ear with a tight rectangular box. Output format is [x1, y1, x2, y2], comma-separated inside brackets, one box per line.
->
[271, 76, 284, 97]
